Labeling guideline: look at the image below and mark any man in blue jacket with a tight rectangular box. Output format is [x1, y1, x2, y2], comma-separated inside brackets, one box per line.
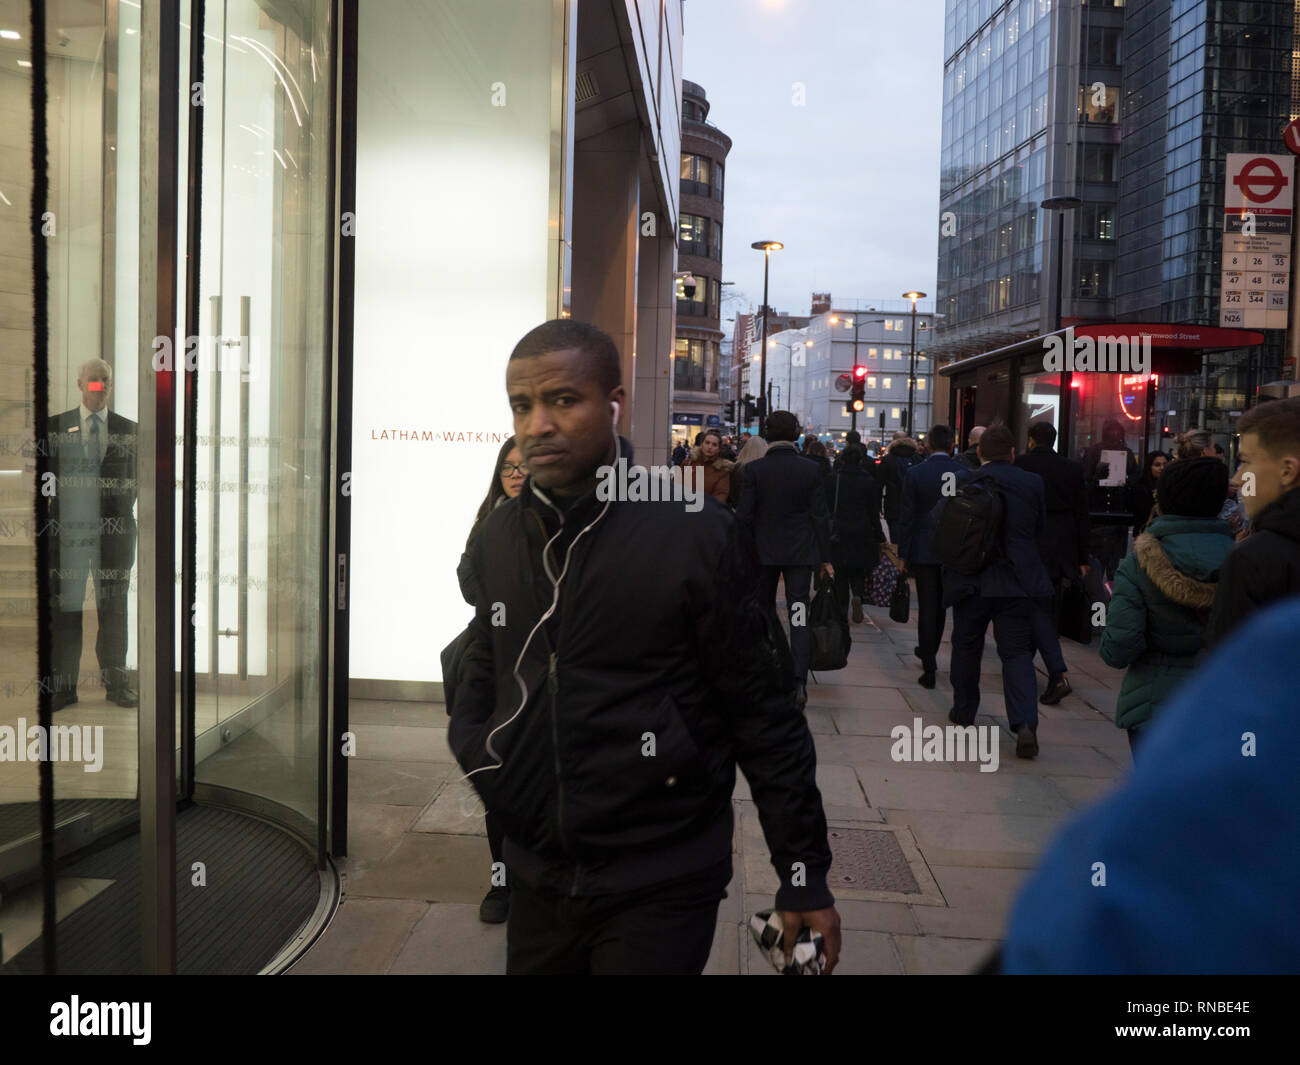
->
[897, 424, 967, 689]
[945, 425, 1054, 757]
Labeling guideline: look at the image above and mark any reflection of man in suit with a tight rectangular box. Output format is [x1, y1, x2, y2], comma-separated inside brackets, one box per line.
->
[48, 359, 138, 709]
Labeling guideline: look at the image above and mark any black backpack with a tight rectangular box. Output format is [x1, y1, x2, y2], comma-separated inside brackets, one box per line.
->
[932, 472, 1006, 575]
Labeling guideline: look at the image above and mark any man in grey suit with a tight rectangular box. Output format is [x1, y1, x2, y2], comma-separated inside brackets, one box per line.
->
[48, 359, 138, 709]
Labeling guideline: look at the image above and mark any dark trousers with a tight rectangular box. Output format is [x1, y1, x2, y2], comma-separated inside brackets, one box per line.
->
[912, 563, 945, 674]
[759, 565, 813, 685]
[950, 595, 1038, 731]
[51, 543, 130, 694]
[835, 566, 865, 617]
[505, 859, 730, 975]
[1030, 588, 1068, 678]
[486, 810, 506, 870]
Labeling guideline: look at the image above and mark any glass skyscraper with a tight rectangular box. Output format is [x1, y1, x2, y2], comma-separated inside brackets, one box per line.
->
[936, 0, 1299, 435]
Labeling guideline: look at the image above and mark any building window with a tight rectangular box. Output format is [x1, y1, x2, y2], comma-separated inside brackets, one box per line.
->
[1085, 25, 1121, 66]
[709, 219, 722, 260]
[1078, 84, 1118, 123]
[883, 377, 892, 389]
[916, 378, 926, 391]
[713, 162, 724, 198]
[1077, 260, 1113, 298]
[1080, 203, 1116, 240]
[1079, 144, 1118, 182]
[710, 278, 720, 315]
[866, 406, 876, 418]
[867, 376, 877, 388]
[674, 337, 707, 391]
[679, 213, 709, 257]
[891, 408, 901, 420]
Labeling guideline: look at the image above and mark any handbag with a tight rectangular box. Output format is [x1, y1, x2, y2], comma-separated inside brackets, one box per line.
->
[865, 557, 899, 607]
[809, 571, 850, 671]
[889, 571, 911, 624]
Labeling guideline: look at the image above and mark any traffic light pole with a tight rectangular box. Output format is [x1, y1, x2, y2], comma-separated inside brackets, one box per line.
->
[851, 327, 860, 433]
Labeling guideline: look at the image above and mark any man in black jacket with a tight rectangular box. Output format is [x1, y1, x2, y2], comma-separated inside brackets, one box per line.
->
[1015, 422, 1089, 704]
[48, 358, 139, 709]
[448, 320, 839, 975]
[736, 410, 834, 710]
[1207, 397, 1300, 645]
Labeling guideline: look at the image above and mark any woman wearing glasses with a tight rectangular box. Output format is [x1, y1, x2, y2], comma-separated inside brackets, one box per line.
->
[455, 436, 528, 924]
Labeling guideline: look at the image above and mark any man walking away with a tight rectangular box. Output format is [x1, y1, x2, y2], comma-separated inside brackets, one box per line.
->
[737, 410, 834, 712]
[897, 424, 966, 689]
[1206, 396, 1300, 645]
[957, 425, 985, 470]
[449, 320, 840, 974]
[827, 444, 885, 625]
[944, 425, 1054, 757]
[1015, 422, 1088, 705]
[878, 435, 923, 544]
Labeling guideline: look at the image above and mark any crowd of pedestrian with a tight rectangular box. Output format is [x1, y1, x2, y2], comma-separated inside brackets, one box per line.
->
[440, 315, 1300, 974]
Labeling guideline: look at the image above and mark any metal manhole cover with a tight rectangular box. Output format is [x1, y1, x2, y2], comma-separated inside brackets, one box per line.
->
[828, 827, 921, 894]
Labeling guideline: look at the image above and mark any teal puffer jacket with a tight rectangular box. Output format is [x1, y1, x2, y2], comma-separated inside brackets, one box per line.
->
[1099, 515, 1235, 731]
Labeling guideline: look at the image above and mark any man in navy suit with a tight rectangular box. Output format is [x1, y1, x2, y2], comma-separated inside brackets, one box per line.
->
[897, 424, 967, 689]
[944, 425, 1053, 757]
[737, 410, 833, 710]
[47, 359, 139, 710]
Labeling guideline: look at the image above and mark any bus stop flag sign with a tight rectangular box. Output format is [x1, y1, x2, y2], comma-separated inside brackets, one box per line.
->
[1221, 153, 1293, 329]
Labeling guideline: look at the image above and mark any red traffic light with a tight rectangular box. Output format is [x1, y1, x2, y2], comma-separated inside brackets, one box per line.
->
[853, 365, 868, 379]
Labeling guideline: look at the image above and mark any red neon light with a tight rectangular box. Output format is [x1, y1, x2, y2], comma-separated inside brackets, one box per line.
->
[1117, 372, 1150, 422]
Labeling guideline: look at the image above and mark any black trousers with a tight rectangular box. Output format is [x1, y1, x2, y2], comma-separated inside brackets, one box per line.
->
[911, 563, 945, 674]
[486, 810, 506, 869]
[51, 542, 131, 694]
[506, 859, 730, 975]
[759, 565, 813, 684]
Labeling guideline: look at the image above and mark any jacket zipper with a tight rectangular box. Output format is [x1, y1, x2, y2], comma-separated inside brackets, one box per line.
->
[530, 496, 580, 890]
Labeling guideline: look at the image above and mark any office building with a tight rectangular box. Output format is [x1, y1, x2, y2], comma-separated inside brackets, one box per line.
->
[1, 0, 682, 973]
[672, 79, 731, 444]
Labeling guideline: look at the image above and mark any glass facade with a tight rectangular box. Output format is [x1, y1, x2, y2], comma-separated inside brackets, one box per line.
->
[2, 0, 336, 974]
[938, 0, 1055, 351]
[1116, 0, 1295, 438]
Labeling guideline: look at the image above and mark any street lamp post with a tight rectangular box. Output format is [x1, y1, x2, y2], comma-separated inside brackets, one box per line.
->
[1041, 196, 1082, 333]
[903, 291, 926, 437]
[751, 240, 783, 437]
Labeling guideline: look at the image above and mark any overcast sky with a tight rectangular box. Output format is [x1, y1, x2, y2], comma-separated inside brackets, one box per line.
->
[682, 0, 946, 320]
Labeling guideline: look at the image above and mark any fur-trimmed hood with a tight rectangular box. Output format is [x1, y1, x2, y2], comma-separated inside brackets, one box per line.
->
[1133, 530, 1221, 608]
[684, 446, 734, 471]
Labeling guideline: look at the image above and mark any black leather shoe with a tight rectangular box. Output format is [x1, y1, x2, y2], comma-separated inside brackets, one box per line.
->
[479, 885, 510, 924]
[1040, 675, 1072, 705]
[851, 597, 864, 624]
[1016, 726, 1039, 759]
[919, 671, 936, 689]
[948, 708, 973, 726]
[107, 686, 139, 707]
[52, 690, 78, 712]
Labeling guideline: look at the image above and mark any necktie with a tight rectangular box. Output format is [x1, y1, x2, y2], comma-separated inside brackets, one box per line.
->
[88, 413, 102, 463]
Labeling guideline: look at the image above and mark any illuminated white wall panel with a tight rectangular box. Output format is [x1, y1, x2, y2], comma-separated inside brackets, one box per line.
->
[352, 0, 565, 683]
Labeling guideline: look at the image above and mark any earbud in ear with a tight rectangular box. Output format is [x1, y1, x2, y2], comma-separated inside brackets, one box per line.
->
[610, 401, 621, 423]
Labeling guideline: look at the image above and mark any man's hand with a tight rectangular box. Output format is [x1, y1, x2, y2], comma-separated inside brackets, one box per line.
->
[778, 906, 841, 974]
[820, 562, 834, 580]
[1079, 563, 1090, 578]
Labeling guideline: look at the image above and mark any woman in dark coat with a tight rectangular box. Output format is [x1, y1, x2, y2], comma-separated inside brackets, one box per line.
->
[454, 435, 526, 924]
[1132, 449, 1168, 536]
[826, 444, 886, 623]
